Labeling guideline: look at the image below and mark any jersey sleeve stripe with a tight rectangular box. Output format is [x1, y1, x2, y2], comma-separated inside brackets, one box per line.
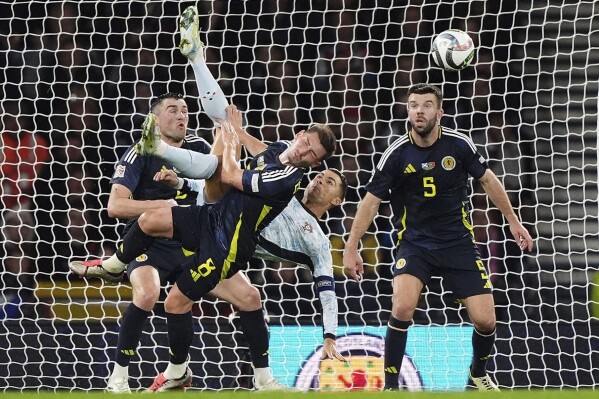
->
[376, 136, 408, 170]
[185, 134, 211, 146]
[262, 166, 298, 182]
[123, 147, 138, 164]
[443, 129, 478, 153]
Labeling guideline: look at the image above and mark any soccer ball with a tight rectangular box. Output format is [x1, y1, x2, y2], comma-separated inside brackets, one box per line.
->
[431, 29, 475, 71]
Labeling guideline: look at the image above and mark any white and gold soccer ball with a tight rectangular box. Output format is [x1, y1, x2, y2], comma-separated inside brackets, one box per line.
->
[431, 29, 475, 71]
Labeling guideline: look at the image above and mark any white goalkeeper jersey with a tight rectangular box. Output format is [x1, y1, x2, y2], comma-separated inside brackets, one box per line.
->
[188, 179, 338, 338]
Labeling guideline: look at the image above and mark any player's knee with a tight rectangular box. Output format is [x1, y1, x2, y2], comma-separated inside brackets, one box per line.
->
[164, 290, 193, 314]
[391, 303, 416, 321]
[237, 286, 262, 312]
[132, 284, 160, 311]
[473, 316, 496, 333]
[139, 209, 169, 236]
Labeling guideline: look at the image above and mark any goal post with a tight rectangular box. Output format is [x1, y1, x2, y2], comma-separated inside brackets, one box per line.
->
[1, 0, 598, 391]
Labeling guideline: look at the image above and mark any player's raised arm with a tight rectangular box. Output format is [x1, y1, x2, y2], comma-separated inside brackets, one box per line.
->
[226, 105, 268, 156]
[478, 169, 534, 252]
[343, 192, 382, 281]
[218, 120, 244, 190]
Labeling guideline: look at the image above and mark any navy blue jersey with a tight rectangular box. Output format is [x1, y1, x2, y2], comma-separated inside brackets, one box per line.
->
[110, 133, 211, 236]
[214, 140, 304, 267]
[366, 127, 488, 250]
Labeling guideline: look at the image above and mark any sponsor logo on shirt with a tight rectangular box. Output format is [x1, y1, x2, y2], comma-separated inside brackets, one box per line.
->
[257, 156, 265, 167]
[404, 164, 416, 174]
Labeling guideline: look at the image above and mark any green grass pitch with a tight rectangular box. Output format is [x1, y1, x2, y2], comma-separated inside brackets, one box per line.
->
[1, 390, 597, 399]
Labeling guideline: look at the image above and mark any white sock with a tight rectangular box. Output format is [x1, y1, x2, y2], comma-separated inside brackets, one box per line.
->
[110, 363, 128, 381]
[191, 60, 228, 124]
[163, 361, 188, 380]
[154, 139, 168, 157]
[162, 146, 218, 179]
[254, 367, 273, 384]
[102, 254, 127, 274]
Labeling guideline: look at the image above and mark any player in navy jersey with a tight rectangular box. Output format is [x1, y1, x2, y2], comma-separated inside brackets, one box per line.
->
[68, 92, 298, 393]
[106, 117, 335, 389]
[70, 5, 336, 391]
[343, 83, 534, 391]
[87, 93, 212, 393]
[150, 103, 348, 389]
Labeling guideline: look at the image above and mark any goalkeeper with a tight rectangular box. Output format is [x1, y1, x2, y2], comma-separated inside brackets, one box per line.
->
[343, 83, 534, 391]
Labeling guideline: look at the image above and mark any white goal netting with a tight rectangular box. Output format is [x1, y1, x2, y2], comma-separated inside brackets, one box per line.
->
[1, 0, 598, 391]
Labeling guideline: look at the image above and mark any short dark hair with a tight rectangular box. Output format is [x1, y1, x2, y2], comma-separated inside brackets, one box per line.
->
[407, 84, 443, 108]
[150, 92, 185, 113]
[329, 168, 348, 201]
[306, 123, 337, 160]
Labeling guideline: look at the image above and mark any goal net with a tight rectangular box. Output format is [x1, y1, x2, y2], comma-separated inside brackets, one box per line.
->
[1, 0, 598, 391]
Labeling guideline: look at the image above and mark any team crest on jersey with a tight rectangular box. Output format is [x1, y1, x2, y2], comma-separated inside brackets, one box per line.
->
[302, 222, 314, 233]
[421, 162, 436, 170]
[442, 156, 456, 171]
[113, 165, 126, 178]
[257, 156, 265, 167]
[396, 258, 406, 269]
[135, 254, 148, 262]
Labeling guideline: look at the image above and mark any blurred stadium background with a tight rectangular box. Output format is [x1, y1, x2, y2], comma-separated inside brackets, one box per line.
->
[1, 0, 597, 391]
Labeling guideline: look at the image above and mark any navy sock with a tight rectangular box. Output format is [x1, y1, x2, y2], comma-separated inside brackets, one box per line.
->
[115, 303, 151, 366]
[470, 327, 496, 377]
[239, 309, 269, 368]
[167, 311, 194, 364]
[384, 316, 411, 389]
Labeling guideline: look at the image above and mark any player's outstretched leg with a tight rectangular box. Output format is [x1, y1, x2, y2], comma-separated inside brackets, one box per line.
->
[178, 5, 228, 124]
[469, 370, 500, 392]
[147, 368, 193, 392]
[134, 113, 162, 156]
[179, 5, 204, 61]
[69, 259, 124, 284]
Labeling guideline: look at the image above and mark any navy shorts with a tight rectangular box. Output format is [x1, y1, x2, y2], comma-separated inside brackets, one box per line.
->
[127, 239, 192, 285]
[392, 240, 492, 299]
[171, 205, 241, 301]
